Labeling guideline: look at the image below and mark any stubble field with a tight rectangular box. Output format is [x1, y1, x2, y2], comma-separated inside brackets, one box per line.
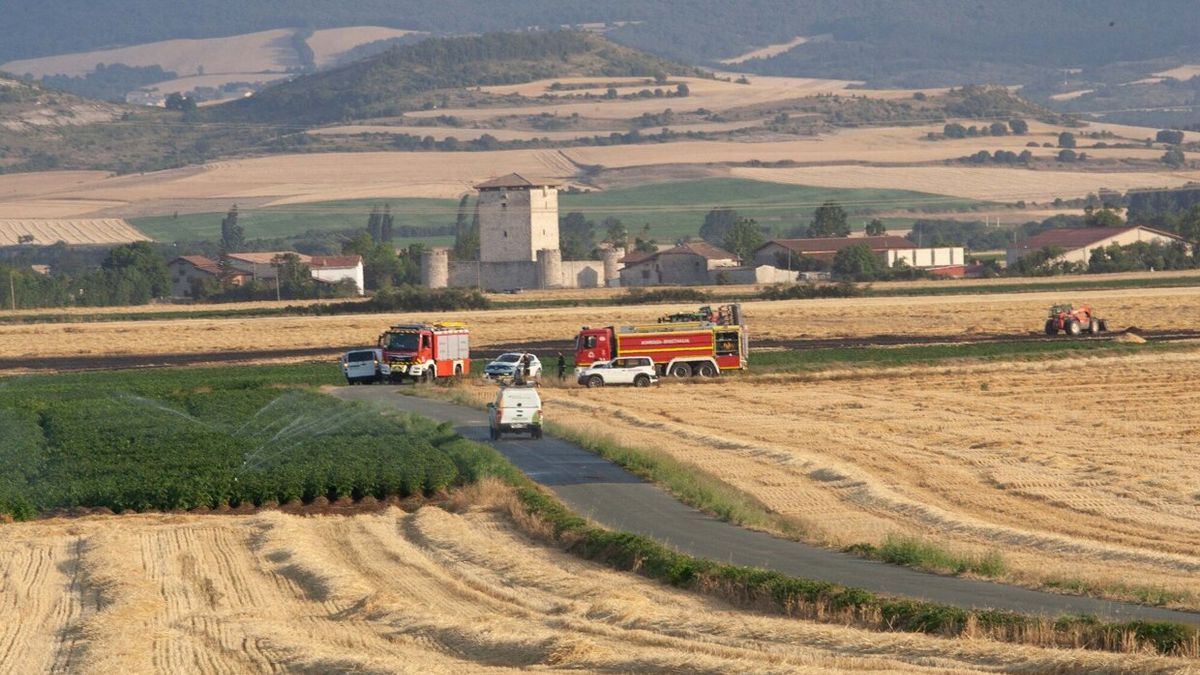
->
[1, 284, 1197, 367]
[1, 501, 1190, 674]
[450, 347, 1200, 609]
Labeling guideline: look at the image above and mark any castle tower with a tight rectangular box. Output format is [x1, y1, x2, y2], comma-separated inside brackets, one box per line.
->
[601, 247, 625, 287]
[420, 247, 449, 288]
[474, 173, 559, 263]
[536, 248, 563, 289]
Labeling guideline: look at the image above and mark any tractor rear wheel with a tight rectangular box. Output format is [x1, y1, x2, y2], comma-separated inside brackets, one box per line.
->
[1098, 319, 1108, 332]
[1044, 320, 1056, 335]
[668, 362, 692, 378]
[1067, 320, 1082, 337]
[1089, 319, 1101, 335]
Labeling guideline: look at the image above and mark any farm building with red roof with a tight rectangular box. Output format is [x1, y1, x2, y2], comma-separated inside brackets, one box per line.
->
[1006, 225, 1186, 266]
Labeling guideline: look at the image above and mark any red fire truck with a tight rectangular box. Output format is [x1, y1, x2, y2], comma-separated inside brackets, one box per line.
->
[574, 304, 747, 378]
[378, 322, 470, 383]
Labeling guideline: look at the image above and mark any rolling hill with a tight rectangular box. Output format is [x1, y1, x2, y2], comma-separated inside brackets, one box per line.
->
[212, 30, 705, 125]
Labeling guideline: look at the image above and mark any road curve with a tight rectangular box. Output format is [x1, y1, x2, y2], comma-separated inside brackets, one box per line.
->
[333, 385, 1200, 626]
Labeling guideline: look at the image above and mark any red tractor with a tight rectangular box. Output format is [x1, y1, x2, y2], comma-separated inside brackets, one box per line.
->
[1045, 304, 1108, 336]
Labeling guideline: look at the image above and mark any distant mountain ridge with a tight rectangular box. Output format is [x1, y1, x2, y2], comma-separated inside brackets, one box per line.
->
[213, 31, 704, 125]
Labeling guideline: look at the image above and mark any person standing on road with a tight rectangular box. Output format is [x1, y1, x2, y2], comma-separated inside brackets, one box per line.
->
[557, 352, 566, 380]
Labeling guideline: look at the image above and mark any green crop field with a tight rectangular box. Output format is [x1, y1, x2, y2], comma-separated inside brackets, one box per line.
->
[0, 364, 503, 520]
[130, 179, 984, 244]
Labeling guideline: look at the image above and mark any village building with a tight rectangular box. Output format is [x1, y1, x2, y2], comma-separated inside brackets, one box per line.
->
[169, 252, 364, 298]
[168, 256, 247, 299]
[1005, 225, 1188, 266]
[753, 237, 967, 277]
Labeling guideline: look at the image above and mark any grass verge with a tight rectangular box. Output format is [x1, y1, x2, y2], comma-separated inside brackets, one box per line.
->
[845, 535, 1006, 578]
[544, 421, 807, 539]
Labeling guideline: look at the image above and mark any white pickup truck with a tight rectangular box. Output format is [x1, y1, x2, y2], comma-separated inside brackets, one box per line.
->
[575, 356, 658, 388]
[487, 385, 543, 439]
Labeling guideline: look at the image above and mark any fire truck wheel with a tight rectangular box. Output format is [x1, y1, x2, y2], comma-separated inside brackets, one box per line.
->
[423, 369, 435, 383]
[454, 364, 463, 376]
[586, 375, 604, 388]
[634, 374, 651, 387]
[668, 363, 692, 378]
[696, 363, 718, 377]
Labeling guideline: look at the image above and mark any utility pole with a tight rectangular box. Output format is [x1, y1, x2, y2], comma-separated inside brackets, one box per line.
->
[275, 273, 281, 302]
[9, 270, 15, 311]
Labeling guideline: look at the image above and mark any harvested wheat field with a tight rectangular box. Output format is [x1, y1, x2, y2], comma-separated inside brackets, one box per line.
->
[0, 29, 300, 79]
[733, 165, 1200, 202]
[0, 503, 1189, 673]
[499, 348, 1200, 608]
[3, 284, 1196, 365]
[0, 218, 148, 246]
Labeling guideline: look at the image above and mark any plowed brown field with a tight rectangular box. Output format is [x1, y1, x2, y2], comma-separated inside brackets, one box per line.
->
[1, 506, 1188, 673]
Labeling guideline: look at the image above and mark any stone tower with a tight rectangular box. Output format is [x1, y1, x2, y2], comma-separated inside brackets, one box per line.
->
[474, 173, 559, 263]
[420, 247, 449, 288]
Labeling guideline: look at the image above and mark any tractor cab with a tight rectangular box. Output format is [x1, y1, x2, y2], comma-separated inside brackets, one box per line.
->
[1048, 303, 1073, 317]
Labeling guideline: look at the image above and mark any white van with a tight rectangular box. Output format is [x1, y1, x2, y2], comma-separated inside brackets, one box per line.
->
[487, 385, 543, 440]
[341, 349, 389, 384]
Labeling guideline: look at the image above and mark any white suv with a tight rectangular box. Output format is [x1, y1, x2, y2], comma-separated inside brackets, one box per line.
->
[576, 356, 658, 388]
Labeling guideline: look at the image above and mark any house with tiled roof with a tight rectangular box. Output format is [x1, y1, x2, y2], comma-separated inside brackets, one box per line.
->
[168, 256, 249, 298]
[309, 255, 364, 294]
[753, 236, 966, 276]
[619, 241, 741, 286]
[1006, 225, 1186, 266]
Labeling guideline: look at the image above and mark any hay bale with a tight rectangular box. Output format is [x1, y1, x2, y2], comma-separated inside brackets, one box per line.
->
[1114, 332, 1146, 344]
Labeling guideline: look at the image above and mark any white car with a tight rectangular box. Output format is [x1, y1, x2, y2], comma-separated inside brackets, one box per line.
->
[341, 349, 389, 384]
[576, 356, 658, 388]
[483, 352, 542, 380]
[487, 385, 543, 439]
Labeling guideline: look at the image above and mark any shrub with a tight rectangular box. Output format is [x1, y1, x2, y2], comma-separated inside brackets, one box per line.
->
[616, 287, 709, 304]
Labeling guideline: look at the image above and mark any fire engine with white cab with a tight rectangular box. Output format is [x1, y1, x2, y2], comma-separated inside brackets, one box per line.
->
[378, 322, 470, 383]
[574, 304, 747, 378]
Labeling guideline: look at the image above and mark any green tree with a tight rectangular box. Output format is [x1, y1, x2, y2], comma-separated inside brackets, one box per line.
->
[865, 218, 887, 236]
[1162, 147, 1186, 168]
[366, 205, 383, 242]
[988, 121, 1008, 136]
[831, 243, 882, 280]
[451, 195, 479, 261]
[1057, 132, 1076, 148]
[602, 216, 628, 246]
[559, 211, 596, 259]
[675, 83, 689, 96]
[943, 123, 967, 138]
[219, 204, 244, 253]
[1009, 118, 1029, 135]
[808, 201, 850, 237]
[699, 208, 739, 245]
[1083, 205, 1124, 228]
[380, 204, 394, 243]
[722, 217, 764, 262]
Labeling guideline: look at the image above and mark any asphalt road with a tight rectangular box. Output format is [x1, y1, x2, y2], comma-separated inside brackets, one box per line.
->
[333, 384, 1200, 626]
